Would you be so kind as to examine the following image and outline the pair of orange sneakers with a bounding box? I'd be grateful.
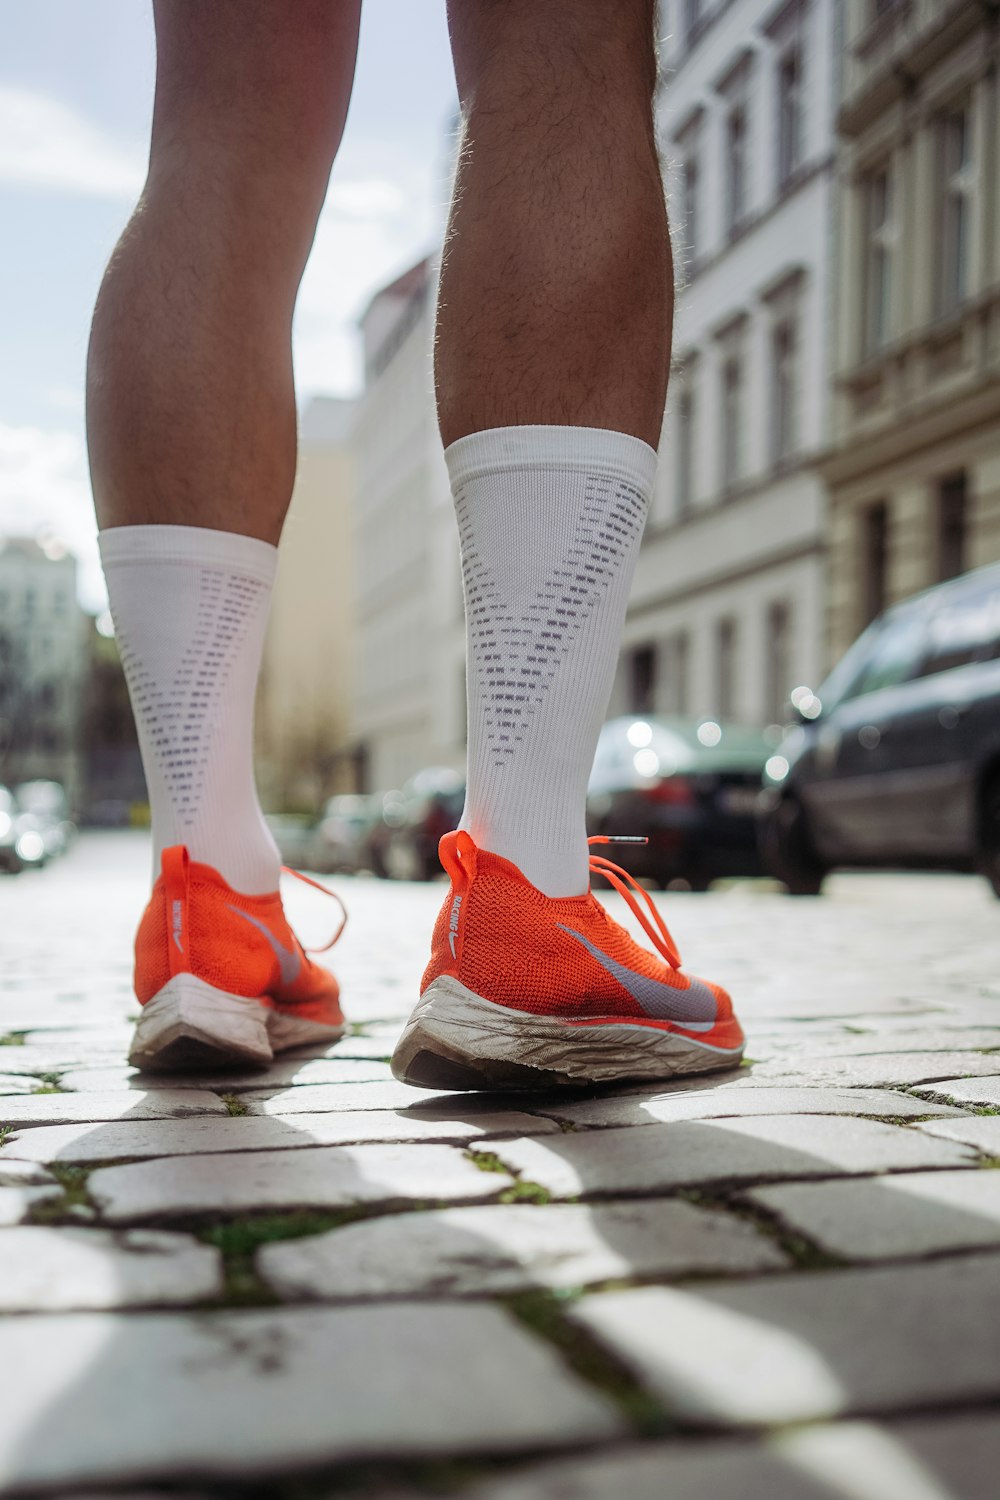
[130,833,744,1088]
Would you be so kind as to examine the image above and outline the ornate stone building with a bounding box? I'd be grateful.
[824,0,1000,659]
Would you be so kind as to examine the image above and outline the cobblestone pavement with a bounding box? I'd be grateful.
[2,831,1000,1497]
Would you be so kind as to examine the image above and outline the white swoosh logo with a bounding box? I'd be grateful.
[227,905,302,986]
[556,925,718,1031]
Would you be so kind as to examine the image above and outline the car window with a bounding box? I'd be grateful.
[920,585,1000,677]
[846,613,929,699]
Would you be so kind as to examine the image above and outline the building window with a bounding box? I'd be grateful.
[629,644,657,714]
[681,149,699,270]
[770,314,798,464]
[683,0,704,46]
[662,631,690,714]
[861,501,889,626]
[935,104,972,317]
[765,601,792,724]
[716,617,738,720]
[937,472,968,582]
[721,345,745,491]
[862,167,893,354]
[726,100,748,236]
[777,45,803,187]
[676,379,696,517]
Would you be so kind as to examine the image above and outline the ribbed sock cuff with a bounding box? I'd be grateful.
[98,524,278,586]
[444,424,658,494]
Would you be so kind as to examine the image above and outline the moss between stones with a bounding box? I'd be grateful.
[0,1032,26,1047]
[464,1147,553,1206]
[505,1288,673,1437]
[220,1092,251,1117]
[0,1125,12,1149]
[198,1209,377,1309]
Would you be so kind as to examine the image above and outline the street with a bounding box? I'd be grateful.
[2,831,1000,1496]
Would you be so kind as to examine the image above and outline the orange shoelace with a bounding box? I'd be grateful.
[587,836,682,970]
[280,866,348,954]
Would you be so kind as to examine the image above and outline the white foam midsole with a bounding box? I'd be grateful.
[130,974,344,1068]
[392,975,743,1083]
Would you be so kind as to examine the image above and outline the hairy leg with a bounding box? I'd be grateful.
[436,0,672,449]
[87,0,362,541]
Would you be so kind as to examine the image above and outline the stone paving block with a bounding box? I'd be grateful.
[533,1085,961,1130]
[489,1117,978,1199]
[0,1074,42,1094]
[258,1197,788,1302]
[0,1108,558,1165]
[917,1115,1000,1154]
[244,1080,460,1114]
[457,1416,1000,1500]
[0,1303,621,1489]
[59,1057,394,1093]
[88,1142,514,1222]
[747,1170,1000,1261]
[0,1089,227,1126]
[0,1158,56,1187]
[766,1028,1000,1058]
[0,1184,64,1224]
[912,1076,1000,1110]
[571,1252,1000,1427]
[0,1226,223,1311]
[746,1053,1000,1089]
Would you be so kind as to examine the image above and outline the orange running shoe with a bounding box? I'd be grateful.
[392,831,744,1090]
[129,845,346,1072]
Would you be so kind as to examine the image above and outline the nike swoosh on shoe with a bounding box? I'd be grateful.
[227,905,303,986]
[556,925,718,1030]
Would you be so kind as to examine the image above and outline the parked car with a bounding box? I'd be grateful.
[587,715,772,889]
[380,768,465,881]
[307,794,382,874]
[263,814,317,871]
[759,561,1000,896]
[13,780,75,863]
[0,783,49,873]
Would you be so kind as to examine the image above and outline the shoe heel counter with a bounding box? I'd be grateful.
[135,847,192,1005]
[420,832,476,992]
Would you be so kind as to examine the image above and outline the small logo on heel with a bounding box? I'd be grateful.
[171,900,184,954]
[447,894,463,958]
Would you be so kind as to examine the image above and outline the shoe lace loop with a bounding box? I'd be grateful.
[280,867,348,953]
[587,836,681,970]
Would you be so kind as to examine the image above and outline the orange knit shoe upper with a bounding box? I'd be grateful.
[134,845,344,1027]
[423,830,743,1049]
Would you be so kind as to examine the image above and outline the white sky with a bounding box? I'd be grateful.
[0,1,458,611]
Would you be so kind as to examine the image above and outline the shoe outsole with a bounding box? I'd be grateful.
[391,975,745,1092]
[129,974,345,1073]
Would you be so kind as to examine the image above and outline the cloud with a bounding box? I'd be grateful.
[294,152,446,398]
[0,86,145,200]
[0,421,103,612]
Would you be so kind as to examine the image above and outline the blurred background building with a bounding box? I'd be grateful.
[256,395,357,811]
[348,256,467,793]
[825,0,1000,656]
[0,536,86,804]
[615,0,837,731]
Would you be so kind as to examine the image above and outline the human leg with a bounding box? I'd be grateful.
[393,0,743,1089]
[88,1,361,1066]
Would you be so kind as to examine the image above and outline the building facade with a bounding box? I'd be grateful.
[348,258,467,794]
[256,396,357,811]
[612,0,838,727]
[824,0,1000,658]
[0,536,86,804]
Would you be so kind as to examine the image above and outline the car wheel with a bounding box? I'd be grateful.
[762,795,827,896]
[979,775,1000,899]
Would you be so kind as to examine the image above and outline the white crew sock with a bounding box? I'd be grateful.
[98,524,281,895]
[448,424,657,897]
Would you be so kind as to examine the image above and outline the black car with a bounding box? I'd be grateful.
[760,561,1000,896]
[587,715,772,889]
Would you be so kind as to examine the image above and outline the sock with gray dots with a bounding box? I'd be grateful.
[98,524,281,895]
[447,424,657,897]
